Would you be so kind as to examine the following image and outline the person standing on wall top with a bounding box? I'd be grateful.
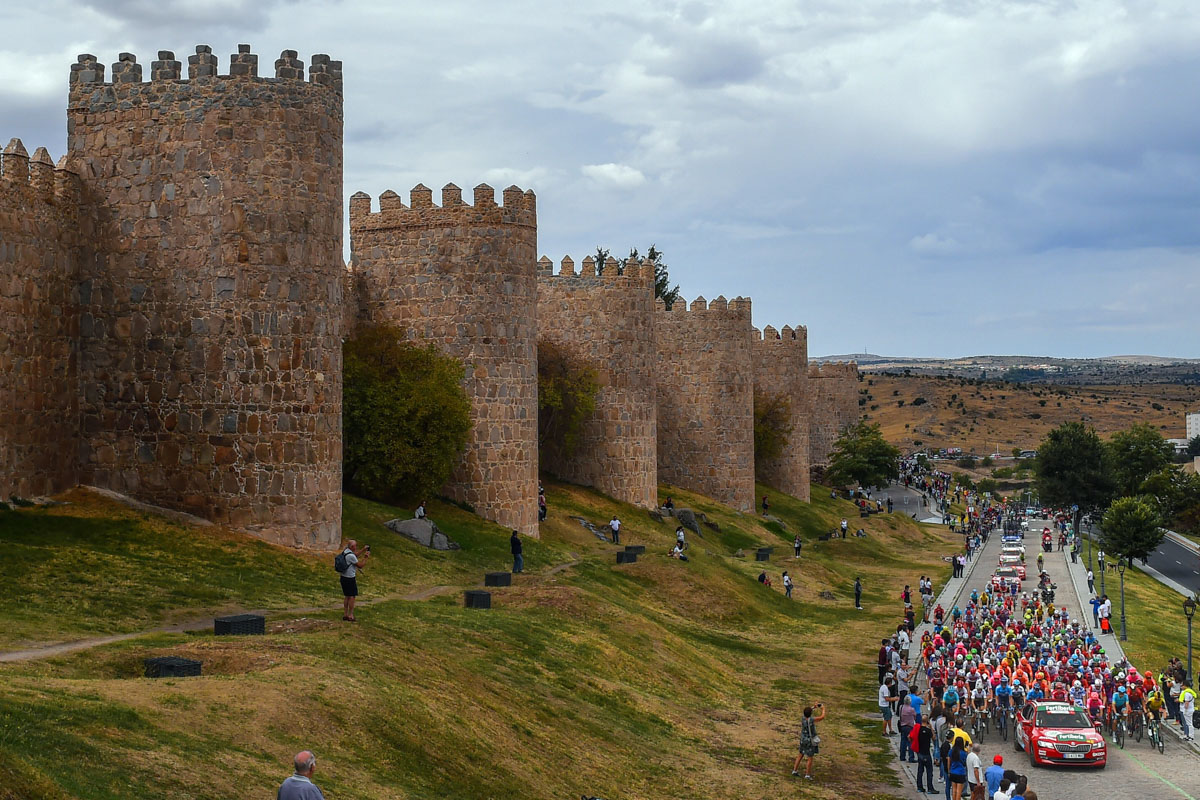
[278,751,324,800]
[510,529,523,574]
[338,540,368,622]
[609,516,621,544]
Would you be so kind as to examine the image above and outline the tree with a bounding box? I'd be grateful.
[593,246,613,275]
[1034,422,1116,514]
[1187,436,1200,458]
[824,422,900,489]
[754,390,793,477]
[537,339,600,461]
[1140,466,1200,535]
[1100,496,1164,563]
[1106,423,1174,497]
[343,326,472,503]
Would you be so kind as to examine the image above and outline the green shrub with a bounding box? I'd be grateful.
[754,390,794,473]
[342,325,472,504]
[956,456,976,469]
[538,339,600,462]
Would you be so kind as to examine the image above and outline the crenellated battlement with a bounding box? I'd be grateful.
[536,254,655,286]
[0,139,81,208]
[349,183,536,231]
[658,294,752,320]
[753,323,808,346]
[69,46,342,92]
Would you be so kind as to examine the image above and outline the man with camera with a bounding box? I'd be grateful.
[338,539,370,622]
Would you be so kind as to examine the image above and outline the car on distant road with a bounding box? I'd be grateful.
[1001,543,1026,557]
[992,566,1022,593]
[1015,701,1106,768]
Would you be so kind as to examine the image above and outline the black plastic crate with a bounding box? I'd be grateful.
[213,614,265,636]
[144,656,202,678]
[484,572,512,587]
[464,590,492,609]
[755,548,771,561]
[624,545,646,555]
[616,551,638,564]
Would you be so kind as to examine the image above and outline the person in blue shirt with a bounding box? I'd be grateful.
[1027,684,1045,701]
[909,691,925,723]
[984,755,1005,797]
[942,685,960,714]
[278,751,325,800]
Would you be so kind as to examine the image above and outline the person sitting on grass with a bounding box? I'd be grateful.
[758,570,773,588]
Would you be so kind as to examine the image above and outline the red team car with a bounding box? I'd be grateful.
[1015,701,1107,767]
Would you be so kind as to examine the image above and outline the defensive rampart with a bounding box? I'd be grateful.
[65,46,345,548]
[656,295,755,511]
[752,325,811,501]
[0,140,89,499]
[536,255,657,508]
[350,184,540,535]
[807,361,860,468]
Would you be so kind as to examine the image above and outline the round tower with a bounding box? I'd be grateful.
[67,46,344,548]
[350,183,539,535]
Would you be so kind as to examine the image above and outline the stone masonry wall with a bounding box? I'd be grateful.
[807,361,860,468]
[66,47,345,549]
[656,295,755,512]
[536,255,657,509]
[752,324,811,502]
[350,184,540,536]
[0,140,90,499]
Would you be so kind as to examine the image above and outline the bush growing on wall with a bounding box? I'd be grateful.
[754,390,793,476]
[342,325,472,503]
[537,339,599,462]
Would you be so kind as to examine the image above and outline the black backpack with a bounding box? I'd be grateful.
[334,548,350,573]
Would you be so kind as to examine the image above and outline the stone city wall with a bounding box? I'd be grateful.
[807,361,860,468]
[752,324,811,502]
[350,183,540,536]
[655,295,755,512]
[0,140,90,499]
[66,46,345,549]
[536,255,657,509]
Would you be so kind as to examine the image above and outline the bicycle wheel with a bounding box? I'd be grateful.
[1157,726,1165,754]
[998,713,1008,742]
[1116,721,1125,750]
[1133,714,1143,743]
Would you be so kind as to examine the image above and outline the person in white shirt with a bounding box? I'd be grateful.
[414,501,426,520]
[783,571,794,599]
[965,743,983,799]
[608,516,621,544]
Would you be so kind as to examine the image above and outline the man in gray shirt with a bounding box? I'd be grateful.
[278,751,325,799]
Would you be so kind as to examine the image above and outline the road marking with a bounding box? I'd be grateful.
[1177,560,1183,565]
[1123,747,1200,800]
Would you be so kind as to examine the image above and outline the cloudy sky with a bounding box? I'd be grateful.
[4,0,1200,358]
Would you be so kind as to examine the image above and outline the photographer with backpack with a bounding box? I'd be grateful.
[336,540,370,622]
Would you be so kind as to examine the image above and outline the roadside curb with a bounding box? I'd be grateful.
[1165,530,1200,558]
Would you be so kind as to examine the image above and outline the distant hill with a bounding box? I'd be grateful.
[812,353,1200,385]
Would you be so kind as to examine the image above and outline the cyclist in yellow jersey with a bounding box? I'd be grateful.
[1145,689,1165,722]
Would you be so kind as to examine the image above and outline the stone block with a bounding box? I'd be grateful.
[384,518,460,551]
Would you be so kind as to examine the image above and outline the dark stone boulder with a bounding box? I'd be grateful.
[676,508,700,536]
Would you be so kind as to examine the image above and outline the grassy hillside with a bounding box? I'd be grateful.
[0,482,957,800]
[863,373,1200,454]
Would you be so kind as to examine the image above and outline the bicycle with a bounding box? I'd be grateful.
[1146,713,1165,754]
[1110,711,1126,750]
[994,704,1008,742]
[1128,709,1144,743]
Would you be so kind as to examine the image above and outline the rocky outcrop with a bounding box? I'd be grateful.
[385,518,460,551]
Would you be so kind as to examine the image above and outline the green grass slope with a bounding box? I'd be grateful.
[0,481,956,800]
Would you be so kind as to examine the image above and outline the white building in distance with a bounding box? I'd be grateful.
[1189,411,1200,441]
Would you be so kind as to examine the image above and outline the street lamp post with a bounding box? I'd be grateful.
[1185,596,1197,685]
[1117,558,1127,642]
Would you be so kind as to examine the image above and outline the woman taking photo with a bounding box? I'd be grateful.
[792,702,826,780]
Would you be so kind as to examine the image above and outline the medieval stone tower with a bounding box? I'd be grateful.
[536,255,658,509]
[655,296,755,512]
[0,141,89,500]
[54,46,345,548]
[349,184,540,535]
[752,324,811,502]
[806,361,861,469]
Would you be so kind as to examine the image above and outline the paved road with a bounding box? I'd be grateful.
[941,523,1200,798]
[1080,520,1200,598]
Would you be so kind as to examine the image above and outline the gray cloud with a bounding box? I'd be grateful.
[4,0,1200,357]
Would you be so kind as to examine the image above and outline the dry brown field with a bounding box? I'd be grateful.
[862,373,1200,454]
